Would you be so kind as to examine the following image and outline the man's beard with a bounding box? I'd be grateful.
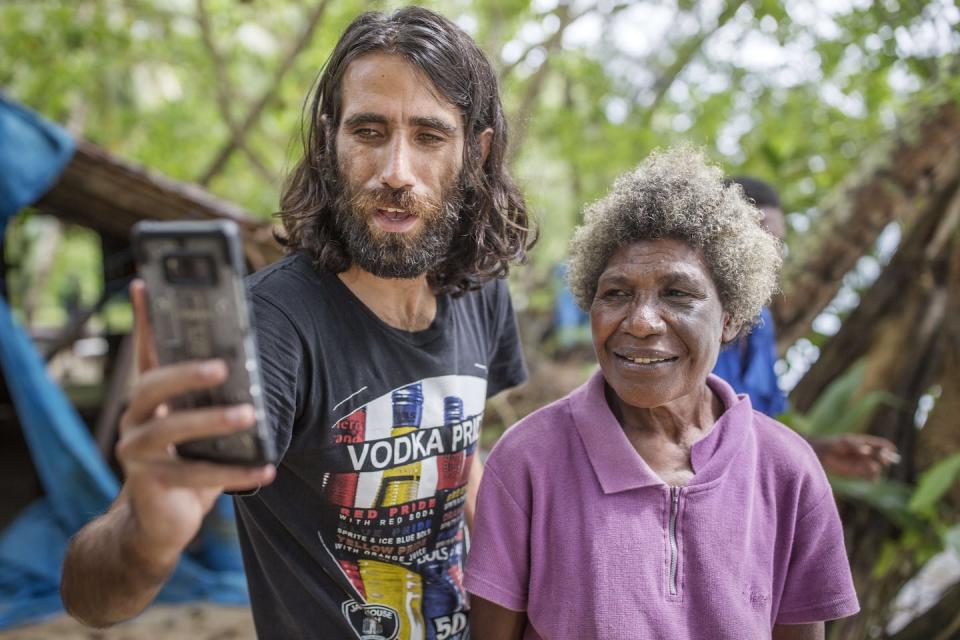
[332,167,464,280]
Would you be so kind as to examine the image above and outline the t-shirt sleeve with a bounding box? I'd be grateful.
[485,279,527,398]
[775,489,860,624]
[251,292,305,461]
[464,464,530,612]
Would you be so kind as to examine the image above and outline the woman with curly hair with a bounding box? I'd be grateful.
[465,147,859,640]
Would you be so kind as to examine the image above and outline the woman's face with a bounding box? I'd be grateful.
[590,238,739,412]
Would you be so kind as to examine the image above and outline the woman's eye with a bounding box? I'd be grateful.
[601,289,629,299]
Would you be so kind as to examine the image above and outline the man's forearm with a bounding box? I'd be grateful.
[61,493,178,628]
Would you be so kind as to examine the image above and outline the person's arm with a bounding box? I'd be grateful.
[464,455,483,531]
[470,595,527,640]
[60,281,274,627]
[772,622,824,640]
[807,433,899,480]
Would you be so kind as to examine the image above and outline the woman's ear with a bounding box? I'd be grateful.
[721,313,741,343]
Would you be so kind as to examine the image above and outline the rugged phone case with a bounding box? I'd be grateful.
[131,220,276,466]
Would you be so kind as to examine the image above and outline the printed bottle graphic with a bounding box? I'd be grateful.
[424,396,467,639]
[435,397,465,490]
[359,383,425,640]
[375,384,424,504]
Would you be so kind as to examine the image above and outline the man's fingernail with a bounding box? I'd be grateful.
[226,405,253,424]
[202,360,226,377]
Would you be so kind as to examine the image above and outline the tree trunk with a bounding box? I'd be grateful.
[913,234,960,507]
[790,174,960,412]
[775,101,960,352]
[788,146,960,640]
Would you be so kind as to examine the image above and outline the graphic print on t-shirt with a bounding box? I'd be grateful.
[317,374,485,640]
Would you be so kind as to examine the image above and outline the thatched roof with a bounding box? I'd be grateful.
[37,140,283,269]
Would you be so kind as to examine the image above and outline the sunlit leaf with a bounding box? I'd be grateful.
[908,453,960,516]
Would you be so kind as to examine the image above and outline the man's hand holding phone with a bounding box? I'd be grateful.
[115,280,275,571]
[62,222,278,628]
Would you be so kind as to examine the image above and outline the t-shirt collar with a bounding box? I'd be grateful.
[570,368,753,494]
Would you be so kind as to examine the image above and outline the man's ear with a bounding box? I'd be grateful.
[478,127,493,165]
[721,313,741,344]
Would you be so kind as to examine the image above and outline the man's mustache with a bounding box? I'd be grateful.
[349,187,441,216]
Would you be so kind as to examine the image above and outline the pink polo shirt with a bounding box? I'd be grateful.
[464,371,859,639]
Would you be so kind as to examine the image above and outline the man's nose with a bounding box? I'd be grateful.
[379,137,416,191]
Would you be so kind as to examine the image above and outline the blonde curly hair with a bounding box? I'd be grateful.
[567,145,781,332]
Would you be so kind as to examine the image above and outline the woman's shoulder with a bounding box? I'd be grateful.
[486,393,577,470]
[749,411,831,499]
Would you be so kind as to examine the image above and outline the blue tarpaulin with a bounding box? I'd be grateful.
[0,96,247,629]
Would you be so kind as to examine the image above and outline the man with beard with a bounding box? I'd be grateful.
[60,8,533,640]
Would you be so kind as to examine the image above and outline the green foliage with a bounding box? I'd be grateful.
[830,476,920,530]
[779,360,898,436]
[0,0,954,347]
[908,453,960,516]
[780,361,959,586]
[830,452,959,582]
[2,0,956,317]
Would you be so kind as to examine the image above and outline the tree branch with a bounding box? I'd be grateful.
[507,3,578,159]
[195,0,276,185]
[637,0,747,126]
[198,0,332,186]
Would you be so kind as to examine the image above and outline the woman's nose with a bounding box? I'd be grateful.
[623,298,667,336]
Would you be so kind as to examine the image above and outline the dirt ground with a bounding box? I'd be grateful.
[0,605,256,640]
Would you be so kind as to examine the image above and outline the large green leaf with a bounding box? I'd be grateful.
[793,360,898,437]
[831,476,919,530]
[908,453,960,516]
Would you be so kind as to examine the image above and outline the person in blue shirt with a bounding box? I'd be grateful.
[713,177,787,416]
[716,177,898,480]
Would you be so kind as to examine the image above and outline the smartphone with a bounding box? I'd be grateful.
[131,220,276,466]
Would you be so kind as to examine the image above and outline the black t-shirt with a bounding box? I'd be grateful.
[235,252,526,640]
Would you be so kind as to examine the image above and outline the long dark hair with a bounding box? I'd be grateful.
[277,6,534,295]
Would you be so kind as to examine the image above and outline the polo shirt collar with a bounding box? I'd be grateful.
[570,369,754,494]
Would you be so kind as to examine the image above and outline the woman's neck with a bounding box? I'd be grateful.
[606,382,724,487]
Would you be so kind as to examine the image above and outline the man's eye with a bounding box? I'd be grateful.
[355,128,381,139]
[665,289,690,298]
[418,133,444,144]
